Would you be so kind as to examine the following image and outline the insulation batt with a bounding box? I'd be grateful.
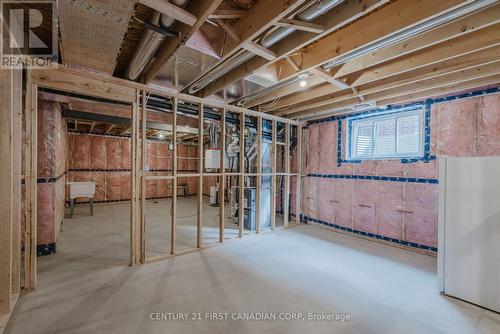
[296,92,500,250]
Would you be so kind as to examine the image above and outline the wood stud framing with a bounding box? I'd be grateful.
[13,67,303,298]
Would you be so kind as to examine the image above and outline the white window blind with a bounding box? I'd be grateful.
[348,108,423,160]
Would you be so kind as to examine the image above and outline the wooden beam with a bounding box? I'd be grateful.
[197,0,387,98]
[214,19,240,42]
[0,69,13,314]
[171,97,178,254]
[334,3,500,78]
[284,123,290,227]
[239,112,245,238]
[197,103,203,248]
[209,9,248,19]
[295,126,302,224]
[219,108,226,242]
[349,23,500,87]
[139,0,197,26]
[271,120,276,230]
[242,41,277,61]
[140,0,224,84]
[140,91,147,263]
[255,116,262,234]
[277,0,468,81]
[276,18,326,34]
[31,68,136,103]
[310,67,350,89]
[105,124,115,134]
[89,122,96,132]
[276,37,500,116]
[189,0,309,95]
[285,56,301,72]
[290,70,500,119]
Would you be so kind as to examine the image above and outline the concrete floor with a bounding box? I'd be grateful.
[5,198,500,334]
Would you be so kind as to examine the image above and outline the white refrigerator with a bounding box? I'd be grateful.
[438,156,500,313]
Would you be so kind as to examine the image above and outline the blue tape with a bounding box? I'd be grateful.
[306,173,438,184]
[302,215,437,252]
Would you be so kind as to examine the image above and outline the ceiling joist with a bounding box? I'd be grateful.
[139,0,197,26]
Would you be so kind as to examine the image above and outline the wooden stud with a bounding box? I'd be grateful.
[130,91,138,265]
[0,69,13,313]
[219,108,226,242]
[296,126,302,223]
[209,9,248,19]
[139,0,197,26]
[214,19,240,42]
[276,18,326,34]
[242,41,276,61]
[284,124,290,227]
[239,112,245,237]
[26,82,38,289]
[197,103,204,248]
[11,69,22,296]
[255,116,262,234]
[171,97,178,254]
[140,91,147,263]
[271,120,277,230]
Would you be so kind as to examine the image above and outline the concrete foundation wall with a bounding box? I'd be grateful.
[301,92,500,250]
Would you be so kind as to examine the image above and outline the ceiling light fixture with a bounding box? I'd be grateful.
[300,80,307,88]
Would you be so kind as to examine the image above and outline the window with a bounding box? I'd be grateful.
[348,108,423,160]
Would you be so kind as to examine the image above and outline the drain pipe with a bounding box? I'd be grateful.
[126,0,189,81]
[186,0,344,95]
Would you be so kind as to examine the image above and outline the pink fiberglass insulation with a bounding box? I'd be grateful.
[188,146,198,171]
[177,144,188,170]
[352,180,377,234]
[405,183,438,247]
[317,178,335,223]
[120,172,131,200]
[307,124,319,173]
[437,98,477,156]
[289,176,296,216]
[405,160,437,179]
[121,138,131,169]
[91,136,107,169]
[318,122,336,173]
[354,160,378,176]
[37,183,55,245]
[305,177,317,218]
[334,179,353,228]
[71,134,91,169]
[376,181,404,240]
[53,178,66,240]
[187,177,198,195]
[147,142,158,171]
[157,142,170,170]
[106,172,121,201]
[377,160,404,177]
[157,179,170,198]
[38,100,57,178]
[302,128,309,173]
[147,179,157,198]
[478,94,500,155]
[90,172,106,201]
[106,137,121,170]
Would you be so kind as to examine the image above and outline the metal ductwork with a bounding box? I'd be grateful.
[126,0,189,81]
[186,0,344,95]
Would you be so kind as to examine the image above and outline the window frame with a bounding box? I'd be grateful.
[347,107,424,161]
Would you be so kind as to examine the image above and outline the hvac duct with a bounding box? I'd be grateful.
[187,0,344,94]
[126,0,189,81]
